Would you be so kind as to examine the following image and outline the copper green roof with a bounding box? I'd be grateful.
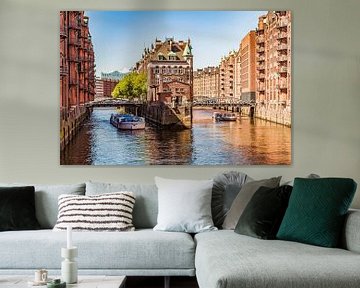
[183,43,192,57]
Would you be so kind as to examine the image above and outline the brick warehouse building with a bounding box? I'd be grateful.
[134,37,193,129]
[190,12,291,126]
[135,37,193,106]
[193,31,257,104]
[219,51,236,101]
[95,78,118,99]
[193,66,220,101]
[60,11,95,150]
[255,11,291,126]
[239,31,257,102]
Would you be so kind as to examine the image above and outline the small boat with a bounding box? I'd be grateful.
[212,112,223,121]
[110,114,146,130]
[213,112,237,121]
[221,113,237,121]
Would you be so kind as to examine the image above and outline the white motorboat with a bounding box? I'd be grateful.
[213,112,237,121]
[221,113,237,121]
[110,114,146,130]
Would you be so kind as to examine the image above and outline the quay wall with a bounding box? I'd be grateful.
[60,107,92,151]
[127,103,191,130]
[255,106,291,127]
[210,104,290,126]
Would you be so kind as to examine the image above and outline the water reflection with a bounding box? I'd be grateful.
[60,107,291,165]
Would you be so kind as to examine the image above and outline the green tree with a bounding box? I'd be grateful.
[112,72,147,101]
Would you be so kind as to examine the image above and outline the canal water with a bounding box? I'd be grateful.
[60,107,291,165]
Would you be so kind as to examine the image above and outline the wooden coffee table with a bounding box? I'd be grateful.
[0,275,126,288]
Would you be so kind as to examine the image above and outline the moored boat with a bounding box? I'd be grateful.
[110,114,146,130]
[221,113,237,121]
[212,112,223,121]
[213,112,237,121]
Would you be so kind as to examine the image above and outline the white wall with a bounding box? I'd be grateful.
[0,0,359,208]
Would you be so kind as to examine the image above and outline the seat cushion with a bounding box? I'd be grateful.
[0,229,195,271]
[195,230,360,288]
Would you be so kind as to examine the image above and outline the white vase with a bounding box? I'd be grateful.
[61,247,78,284]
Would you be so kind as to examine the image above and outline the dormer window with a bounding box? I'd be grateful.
[158,53,166,61]
[168,51,177,61]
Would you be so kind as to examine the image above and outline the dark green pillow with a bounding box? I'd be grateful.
[277,178,357,247]
[235,185,292,239]
[0,186,41,231]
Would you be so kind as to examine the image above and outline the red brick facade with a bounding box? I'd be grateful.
[192,11,291,126]
[193,67,220,101]
[255,11,291,126]
[60,11,95,121]
[60,11,95,149]
[135,38,193,105]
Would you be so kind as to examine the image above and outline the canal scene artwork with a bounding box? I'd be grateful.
[60,11,292,165]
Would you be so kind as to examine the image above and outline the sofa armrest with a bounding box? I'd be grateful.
[342,209,360,253]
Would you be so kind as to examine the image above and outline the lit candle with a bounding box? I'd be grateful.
[67,225,72,249]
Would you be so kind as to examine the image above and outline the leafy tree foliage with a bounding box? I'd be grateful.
[112,72,147,101]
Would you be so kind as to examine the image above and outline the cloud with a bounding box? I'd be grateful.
[120,67,130,73]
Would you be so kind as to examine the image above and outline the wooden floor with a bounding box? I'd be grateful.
[126,276,199,288]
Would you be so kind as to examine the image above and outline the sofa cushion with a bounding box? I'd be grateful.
[212,171,251,228]
[282,173,320,186]
[86,182,158,229]
[53,192,136,232]
[154,177,216,233]
[195,230,360,288]
[342,209,360,253]
[222,177,281,229]
[277,178,357,247]
[0,183,86,229]
[234,185,292,239]
[0,229,195,271]
[0,186,40,231]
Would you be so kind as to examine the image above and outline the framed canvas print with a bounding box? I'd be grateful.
[60,11,292,165]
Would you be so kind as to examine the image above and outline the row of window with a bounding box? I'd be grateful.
[161,87,186,93]
[158,55,178,61]
[154,77,187,84]
[153,67,189,75]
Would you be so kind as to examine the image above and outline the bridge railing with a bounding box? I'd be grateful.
[193,100,256,106]
[87,99,145,107]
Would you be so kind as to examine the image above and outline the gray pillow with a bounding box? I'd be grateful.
[283,173,320,186]
[222,177,281,230]
[86,181,158,229]
[0,183,85,228]
[212,171,252,228]
[153,177,217,233]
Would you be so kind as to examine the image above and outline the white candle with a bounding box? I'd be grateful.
[67,225,72,249]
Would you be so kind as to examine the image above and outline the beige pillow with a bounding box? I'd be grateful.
[222,177,281,230]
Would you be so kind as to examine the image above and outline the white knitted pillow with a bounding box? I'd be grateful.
[53,192,135,231]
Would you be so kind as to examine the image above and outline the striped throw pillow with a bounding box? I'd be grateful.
[53,192,136,231]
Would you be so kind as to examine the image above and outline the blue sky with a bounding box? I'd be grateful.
[85,11,266,76]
